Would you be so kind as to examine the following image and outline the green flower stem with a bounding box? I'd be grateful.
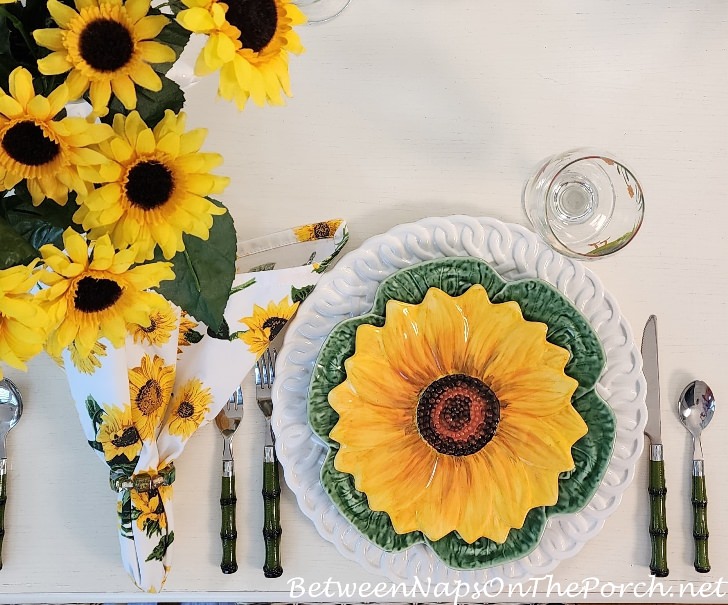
[0,8,37,59]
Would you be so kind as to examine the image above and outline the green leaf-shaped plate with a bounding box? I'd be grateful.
[308,256,615,569]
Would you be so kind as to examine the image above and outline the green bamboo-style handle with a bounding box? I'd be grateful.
[648,456,669,577]
[692,465,710,573]
[262,446,282,578]
[0,465,6,571]
[220,473,238,574]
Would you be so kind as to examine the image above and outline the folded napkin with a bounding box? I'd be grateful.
[62,219,348,591]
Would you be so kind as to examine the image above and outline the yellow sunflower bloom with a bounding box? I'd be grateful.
[128,353,175,441]
[38,228,174,359]
[0,261,48,378]
[96,403,142,461]
[176,0,305,109]
[131,294,177,346]
[34,0,177,116]
[73,110,229,262]
[177,311,199,354]
[293,219,342,242]
[70,340,108,373]
[328,285,587,545]
[0,67,112,206]
[131,484,171,530]
[238,296,298,356]
[166,378,212,439]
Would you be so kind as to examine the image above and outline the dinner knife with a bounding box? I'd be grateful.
[641,315,668,577]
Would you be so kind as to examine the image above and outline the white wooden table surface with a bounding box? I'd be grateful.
[2,1,728,601]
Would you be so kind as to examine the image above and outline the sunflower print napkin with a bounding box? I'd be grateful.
[62,219,348,592]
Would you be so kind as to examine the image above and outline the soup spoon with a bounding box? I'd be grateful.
[678,380,714,573]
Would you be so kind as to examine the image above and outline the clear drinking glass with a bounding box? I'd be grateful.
[523,148,645,259]
[293,0,352,23]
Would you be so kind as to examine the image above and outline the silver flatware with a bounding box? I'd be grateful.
[214,385,244,574]
[641,315,668,577]
[0,378,22,571]
[679,380,715,573]
[255,348,282,578]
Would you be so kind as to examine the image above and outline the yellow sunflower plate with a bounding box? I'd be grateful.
[308,256,615,569]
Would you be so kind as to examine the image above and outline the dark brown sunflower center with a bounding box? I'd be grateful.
[177,401,194,418]
[125,160,174,210]
[137,379,163,415]
[79,18,134,72]
[141,317,158,333]
[112,426,140,448]
[262,316,286,341]
[2,120,60,166]
[74,276,123,313]
[416,374,500,456]
[313,222,332,239]
[226,0,278,53]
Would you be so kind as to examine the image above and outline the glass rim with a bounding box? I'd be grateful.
[533,148,645,260]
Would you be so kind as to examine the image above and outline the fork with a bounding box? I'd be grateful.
[255,348,283,578]
[214,384,244,574]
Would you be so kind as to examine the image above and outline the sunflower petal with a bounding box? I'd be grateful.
[111,76,137,110]
[137,40,177,64]
[0,92,24,119]
[125,0,151,22]
[176,7,215,32]
[33,27,66,51]
[9,67,35,106]
[47,0,80,28]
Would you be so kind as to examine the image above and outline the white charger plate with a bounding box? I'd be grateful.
[272,215,647,584]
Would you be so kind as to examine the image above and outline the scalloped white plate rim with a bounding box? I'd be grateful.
[272,215,647,585]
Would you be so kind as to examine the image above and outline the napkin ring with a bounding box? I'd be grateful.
[110,464,176,493]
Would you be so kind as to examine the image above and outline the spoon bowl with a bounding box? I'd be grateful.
[0,379,23,444]
[678,379,714,574]
[0,378,23,570]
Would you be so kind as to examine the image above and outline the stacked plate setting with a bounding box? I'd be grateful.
[273,216,647,584]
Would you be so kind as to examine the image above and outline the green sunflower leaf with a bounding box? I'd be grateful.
[0,186,82,260]
[119,490,134,539]
[85,395,104,435]
[146,531,174,562]
[87,440,104,453]
[145,519,163,538]
[104,74,185,128]
[152,198,236,332]
[182,328,204,344]
[152,16,192,76]
[0,215,39,270]
[207,316,230,340]
[291,284,314,304]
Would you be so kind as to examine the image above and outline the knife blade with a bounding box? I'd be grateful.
[641,315,668,577]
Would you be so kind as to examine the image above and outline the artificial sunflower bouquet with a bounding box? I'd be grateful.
[0,0,319,591]
[0,0,308,374]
